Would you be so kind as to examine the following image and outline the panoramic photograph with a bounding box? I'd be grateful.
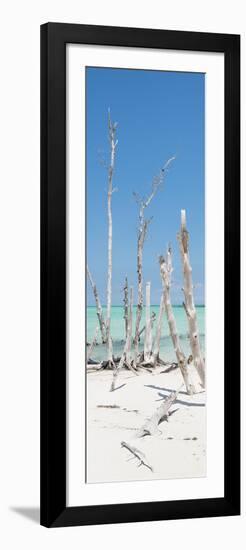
[86,66,205,483]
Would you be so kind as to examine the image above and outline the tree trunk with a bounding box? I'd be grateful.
[153,293,165,365]
[178,210,205,387]
[144,282,152,363]
[118,286,134,370]
[110,287,135,391]
[123,277,129,340]
[106,111,117,364]
[87,327,99,362]
[138,311,156,339]
[126,287,133,365]
[133,157,175,353]
[134,217,148,361]
[159,252,195,395]
[137,389,179,437]
[87,265,106,343]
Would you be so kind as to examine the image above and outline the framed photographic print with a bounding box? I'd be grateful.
[41,23,240,527]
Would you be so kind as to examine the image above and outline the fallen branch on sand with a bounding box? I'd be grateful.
[121,441,153,471]
[120,388,181,473]
[136,387,180,438]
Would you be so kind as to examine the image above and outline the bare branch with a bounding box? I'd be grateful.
[121,441,153,471]
[134,157,175,350]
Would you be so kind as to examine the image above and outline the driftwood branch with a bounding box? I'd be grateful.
[137,388,180,438]
[121,441,153,471]
[178,210,205,387]
[87,265,106,343]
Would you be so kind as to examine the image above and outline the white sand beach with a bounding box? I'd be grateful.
[86,365,206,484]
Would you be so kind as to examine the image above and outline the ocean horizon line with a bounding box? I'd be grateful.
[87,304,205,308]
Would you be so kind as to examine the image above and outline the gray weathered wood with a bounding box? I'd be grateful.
[137,388,180,438]
[121,441,153,471]
[110,287,136,391]
[87,265,106,343]
[106,110,118,363]
[123,277,129,340]
[178,210,205,387]
[159,251,195,394]
[133,157,175,357]
[87,327,99,362]
[144,282,152,363]
[138,311,156,340]
[153,293,165,366]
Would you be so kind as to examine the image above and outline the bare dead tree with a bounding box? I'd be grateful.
[106,110,118,365]
[159,251,195,395]
[153,293,165,366]
[143,282,153,363]
[87,327,99,363]
[134,218,150,363]
[133,157,175,361]
[178,209,205,387]
[126,287,134,366]
[118,286,134,371]
[138,311,156,339]
[123,277,129,340]
[87,265,107,343]
[110,287,136,391]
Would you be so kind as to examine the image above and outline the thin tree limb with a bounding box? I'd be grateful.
[121,441,153,471]
[134,157,175,351]
[138,312,156,339]
[87,265,107,343]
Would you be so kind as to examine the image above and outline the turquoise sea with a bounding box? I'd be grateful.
[87,305,205,363]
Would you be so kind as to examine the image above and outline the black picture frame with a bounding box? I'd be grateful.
[41,22,240,528]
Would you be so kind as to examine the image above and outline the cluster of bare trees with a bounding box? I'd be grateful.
[87,112,205,394]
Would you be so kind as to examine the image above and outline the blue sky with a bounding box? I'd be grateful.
[86,67,205,305]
